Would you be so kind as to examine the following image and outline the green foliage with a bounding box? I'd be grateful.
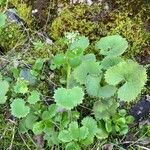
[10,98,30,118]
[33,121,45,135]
[0,33,148,149]
[85,75,117,98]
[95,35,128,57]
[104,109,134,135]
[14,79,28,94]
[105,60,147,101]
[54,87,84,110]
[93,99,119,120]
[107,11,150,56]
[73,61,101,84]
[28,90,40,104]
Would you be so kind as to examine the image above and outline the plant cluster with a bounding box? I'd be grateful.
[0,33,147,149]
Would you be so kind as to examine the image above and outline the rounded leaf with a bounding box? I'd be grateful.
[81,117,98,136]
[69,36,89,51]
[105,60,147,101]
[58,130,72,143]
[28,90,40,104]
[101,57,124,70]
[73,61,101,84]
[95,35,128,57]
[54,87,84,110]
[69,122,79,141]
[10,99,30,118]
[66,142,81,150]
[33,121,44,135]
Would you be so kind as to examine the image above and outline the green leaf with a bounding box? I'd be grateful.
[52,53,66,67]
[28,90,40,104]
[96,122,108,139]
[96,128,108,139]
[69,36,89,51]
[105,120,113,133]
[85,75,101,97]
[69,56,82,68]
[101,57,124,70]
[93,100,119,120]
[81,135,94,146]
[19,119,28,133]
[32,59,44,71]
[33,121,45,135]
[95,35,128,57]
[119,125,129,135]
[105,60,147,101]
[42,104,58,120]
[0,79,9,104]
[66,142,81,150]
[25,113,38,130]
[14,79,28,94]
[126,116,134,124]
[119,109,127,117]
[82,117,98,136]
[116,118,126,126]
[85,76,116,98]
[98,85,117,98]
[10,99,30,118]
[79,126,89,140]
[73,61,101,84]
[68,122,79,141]
[0,13,7,27]
[54,87,84,110]
[82,53,96,62]
[58,130,72,143]
[11,67,20,78]
[48,104,58,118]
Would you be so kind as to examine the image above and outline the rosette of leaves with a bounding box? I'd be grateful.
[0,74,9,104]
[93,99,119,120]
[105,60,147,101]
[95,35,128,57]
[58,117,98,148]
[103,109,134,135]
[54,86,84,110]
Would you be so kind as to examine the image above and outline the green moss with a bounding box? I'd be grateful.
[9,0,33,26]
[0,23,26,53]
[50,2,149,57]
[106,12,150,57]
[50,4,107,41]
[22,40,52,64]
